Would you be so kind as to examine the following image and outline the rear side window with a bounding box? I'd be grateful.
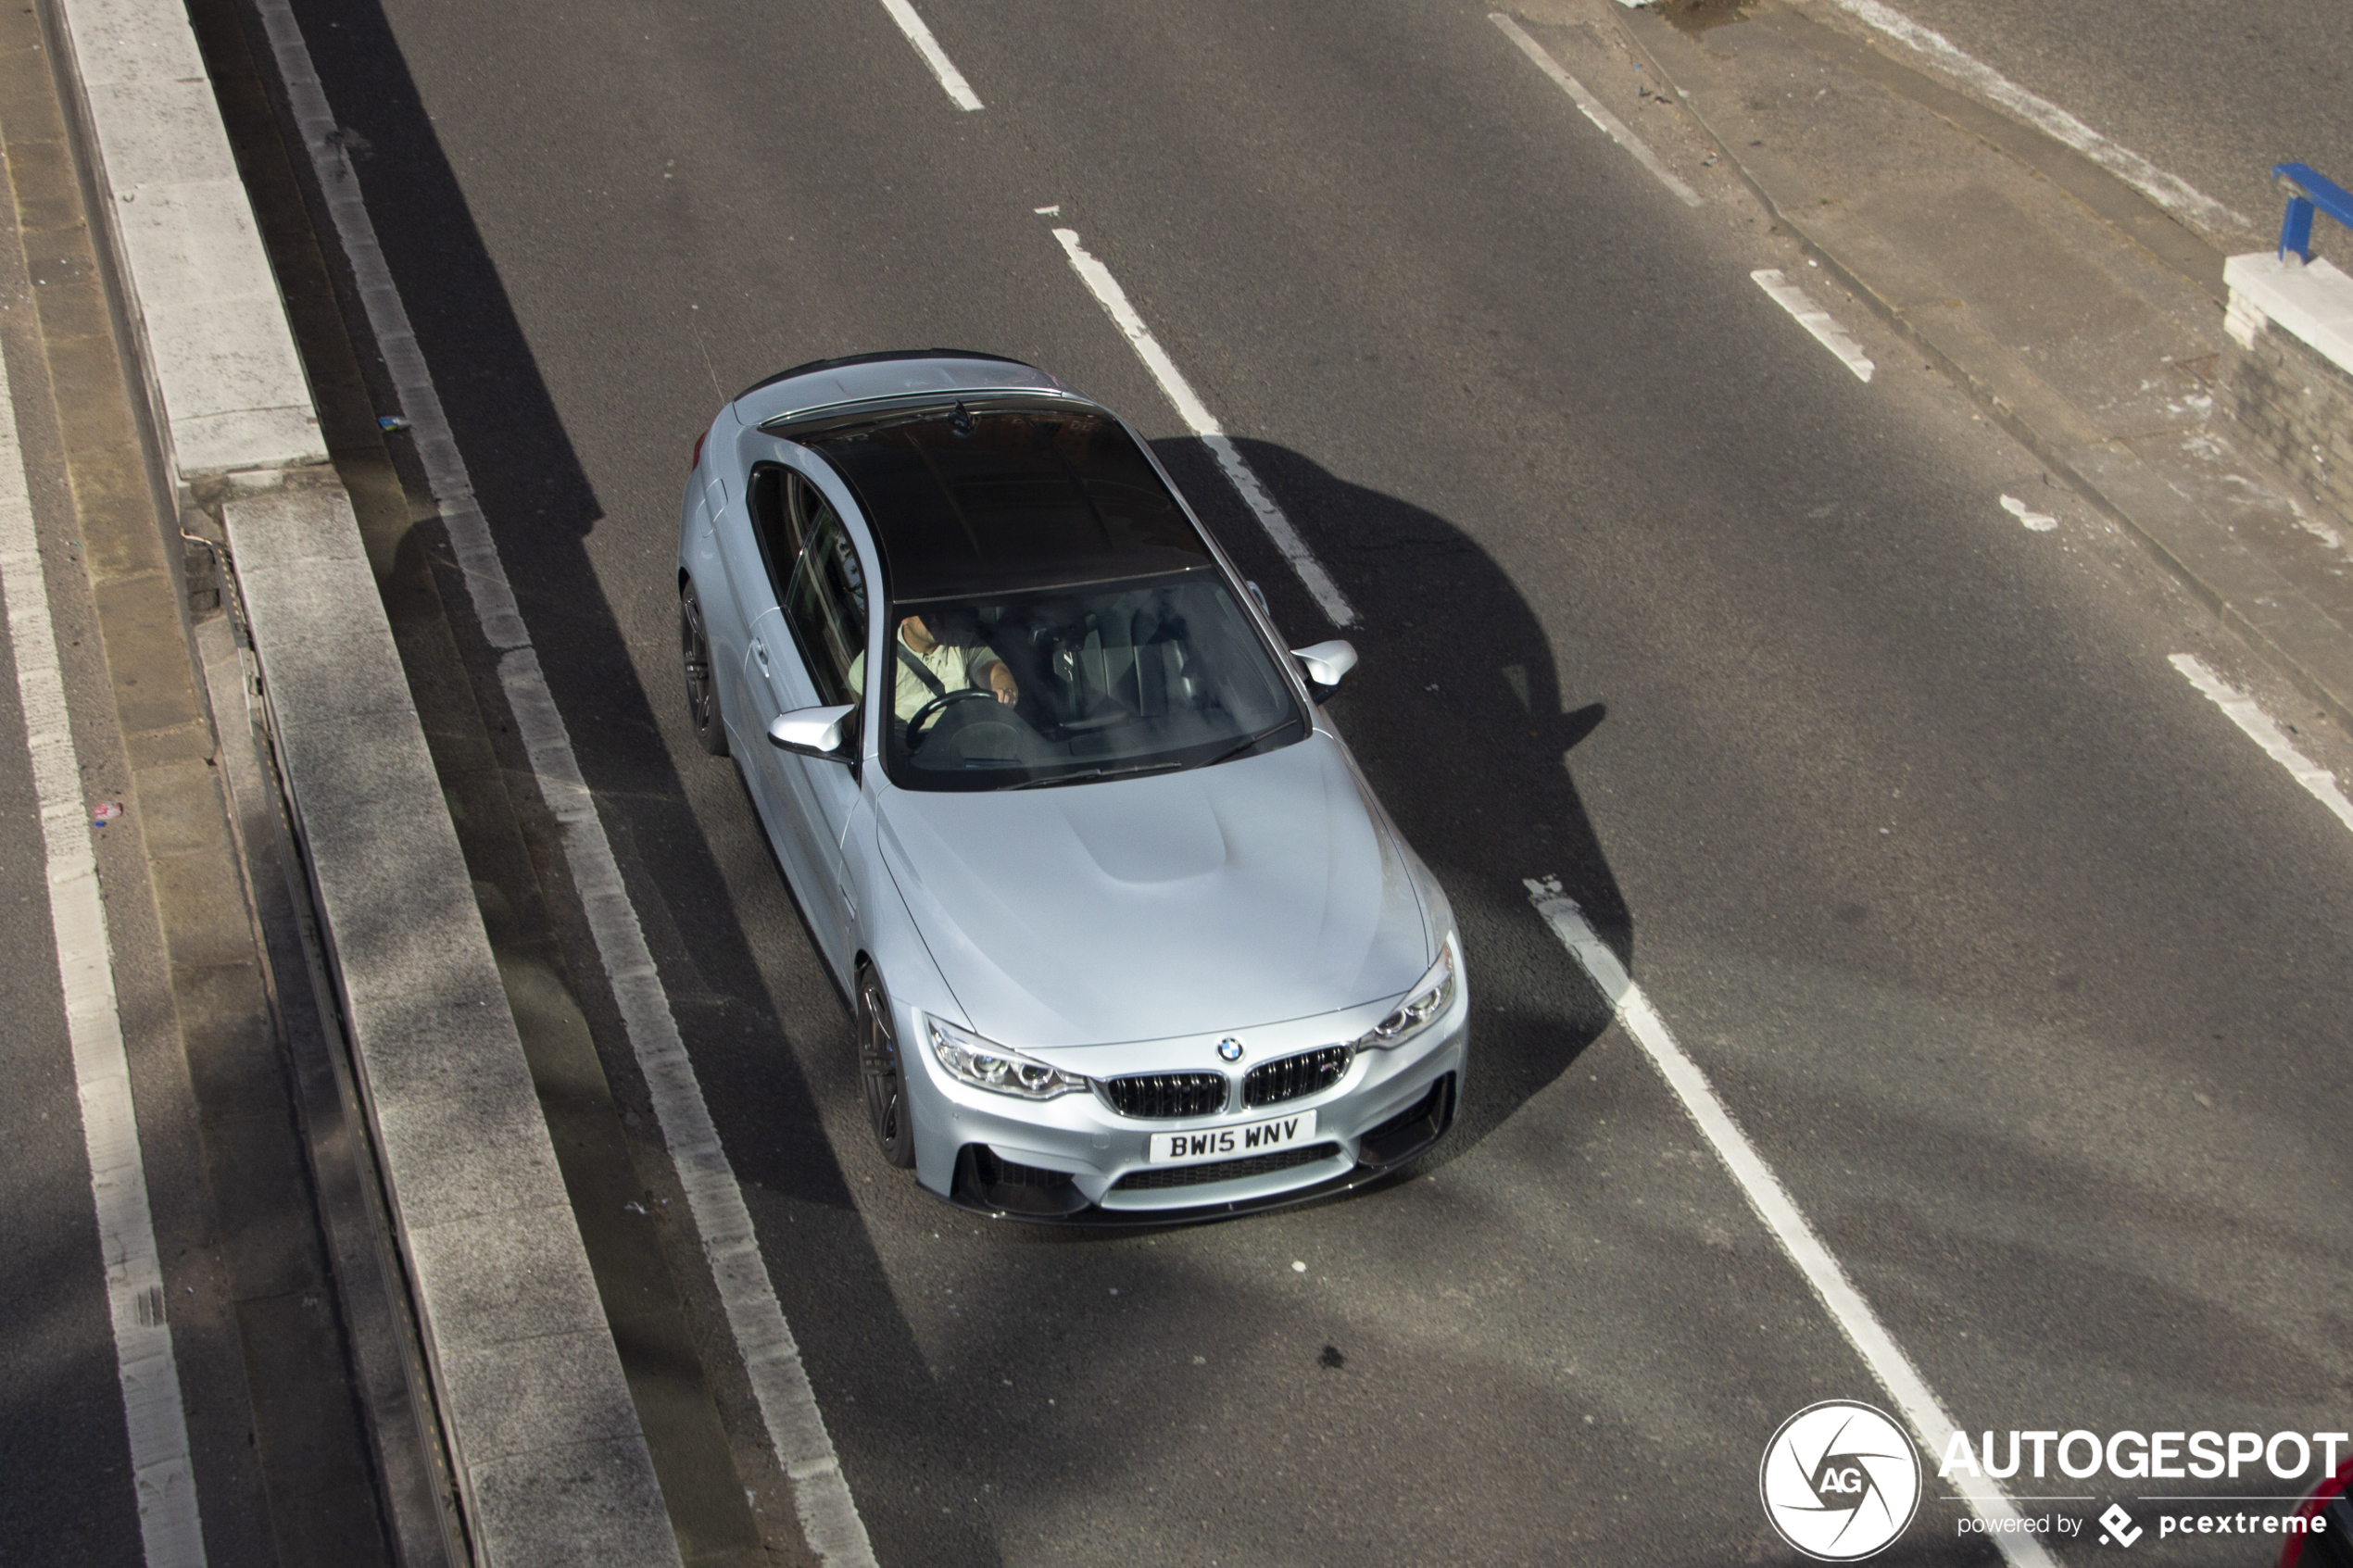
[747,463,808,605]
[783,499,868,709]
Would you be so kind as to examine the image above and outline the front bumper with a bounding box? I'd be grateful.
[917,1003,1468,1225]
[950,1072,1456,1224]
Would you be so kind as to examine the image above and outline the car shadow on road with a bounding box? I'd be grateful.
[246,20,1629,1559]
[1153,436,1630,1162]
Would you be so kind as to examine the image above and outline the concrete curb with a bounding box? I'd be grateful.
[1617,3,2353,735]
[43,0,321,479]
[43,0,682,1562]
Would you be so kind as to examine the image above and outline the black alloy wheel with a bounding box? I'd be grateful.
[680,580,726,756]
[858,964,916,1167]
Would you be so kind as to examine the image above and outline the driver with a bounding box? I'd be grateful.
[849,613,1018,722]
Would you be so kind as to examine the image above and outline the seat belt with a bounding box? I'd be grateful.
[895,639,948,698]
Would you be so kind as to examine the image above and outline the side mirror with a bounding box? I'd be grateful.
[769,703,857,763]
[1290,639,1357,700]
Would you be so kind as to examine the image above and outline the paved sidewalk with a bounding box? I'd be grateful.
[1531,0,2353,732]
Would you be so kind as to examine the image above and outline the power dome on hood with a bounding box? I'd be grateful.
[875,735,1432,1048]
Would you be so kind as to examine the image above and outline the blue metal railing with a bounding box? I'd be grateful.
[2274,162,2353,261]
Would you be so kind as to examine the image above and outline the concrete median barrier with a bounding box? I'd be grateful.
[41,0,681,1560]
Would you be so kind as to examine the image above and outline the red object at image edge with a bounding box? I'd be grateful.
[2282,1456,2353,1568]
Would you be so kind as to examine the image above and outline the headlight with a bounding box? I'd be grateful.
[1355,936,1457,1051]
[924,1014,1088,1100]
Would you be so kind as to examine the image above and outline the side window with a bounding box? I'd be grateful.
[747,463,806,604]
[782,479,867,709]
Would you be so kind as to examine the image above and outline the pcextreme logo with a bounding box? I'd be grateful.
[1760,1401,1923,1562]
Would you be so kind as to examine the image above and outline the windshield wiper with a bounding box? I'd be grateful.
[1001,716,1303,789]
[1001,759,1185,790]
[1205,715,1303,768]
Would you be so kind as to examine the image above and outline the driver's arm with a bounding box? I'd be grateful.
[961,645,1018,705]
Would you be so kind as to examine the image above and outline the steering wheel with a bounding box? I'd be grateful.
[906,686,1000,749]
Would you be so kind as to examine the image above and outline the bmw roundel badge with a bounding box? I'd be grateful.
[1216,1037,1245,1062]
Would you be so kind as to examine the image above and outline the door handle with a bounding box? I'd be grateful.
[752,638,771,672]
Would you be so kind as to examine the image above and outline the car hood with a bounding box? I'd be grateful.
[875,734,1430,1049]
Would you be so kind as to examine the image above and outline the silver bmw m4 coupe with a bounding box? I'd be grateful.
[677,350,1466,1221]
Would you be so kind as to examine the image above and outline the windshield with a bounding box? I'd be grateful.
[857,572,1305,791]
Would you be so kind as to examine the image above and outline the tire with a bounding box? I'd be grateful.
[857,964,917,1168]
[680,579,727,757]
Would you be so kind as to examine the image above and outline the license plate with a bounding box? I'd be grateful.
[1147,1110,1318,1166]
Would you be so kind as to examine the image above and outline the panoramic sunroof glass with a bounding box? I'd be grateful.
[804,403,1213,600]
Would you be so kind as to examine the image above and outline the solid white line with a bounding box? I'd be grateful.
[251,6,878,1564]
[1817,0,2246,234]
[1490,13,1702,208]
[1524,877,2056,1568]
[876,0,983,112]
[2170,655,2353,835]
[1751,269,1875,383]
[0,302,205,1562]
[1050,227,1359,628]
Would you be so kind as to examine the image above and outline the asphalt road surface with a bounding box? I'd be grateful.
[0,582,146,1564]
[277,0,2353,1561]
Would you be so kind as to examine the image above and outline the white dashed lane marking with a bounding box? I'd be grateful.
[877,0,983,112]
[1526,878,2057,1568]
[1751,269,1876,383]
[1490,13,1703,207]
[1050,224,1359,628]
[2171,655,2353,837]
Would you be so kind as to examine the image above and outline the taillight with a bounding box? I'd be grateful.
[690,429,707,470]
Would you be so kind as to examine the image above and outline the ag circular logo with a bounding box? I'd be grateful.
[1758,1400,1921,1561]
[1216,1037,1245,1062]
